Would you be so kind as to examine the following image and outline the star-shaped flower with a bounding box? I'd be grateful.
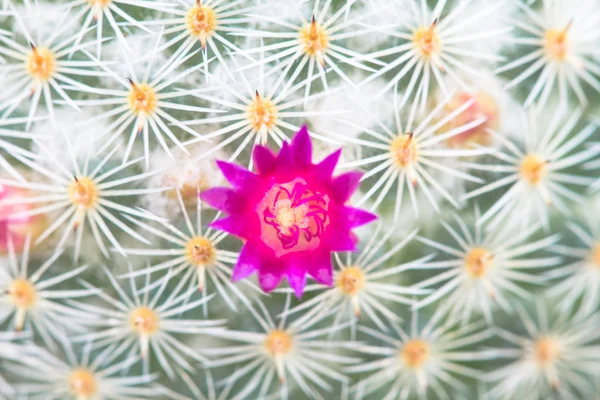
[201,125,377,297]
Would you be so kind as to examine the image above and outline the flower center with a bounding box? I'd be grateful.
[413,21,440,58]
[440,91,499,148]
[401,339,430,369]
[259,178,330,257]
[247,91,278,133]
[128,80,158,116]
[544,22,571,62]
[186,1,217,48]
[265,330,293,356]
[299,16,328,66]
[68,177,99,209]
[69,369,98,399]
[520,154,547,186]
[590,243,600,269]
[87,0,111,7]
[534,337,560,366]
[337,267,365,296]
[7,279,37,309]
[390,133,418,168]
[185,237,216,267]
[464,247,493,279]
[129,307,159,336]
[27,46,56,82]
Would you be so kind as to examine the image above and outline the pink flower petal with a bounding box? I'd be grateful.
[200,188,248,213]
[290,124,312,168]
[306,251,334,286]
[330,171,363,203]
[285,266,307,298]
[324,231,358,252]
[345,206,378,228]
[275,142,295,179]
[216,160,259,189]
[210,215,258,238]
[316,148,341,177]
[232,242,261,281]
[258,265,284,293]
[253,145,277,175]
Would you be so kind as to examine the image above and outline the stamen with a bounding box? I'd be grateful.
[259,178,330,257]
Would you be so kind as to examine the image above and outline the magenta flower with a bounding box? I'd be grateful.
[201,125,377,298]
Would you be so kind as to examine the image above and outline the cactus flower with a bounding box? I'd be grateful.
[201,125,377,297]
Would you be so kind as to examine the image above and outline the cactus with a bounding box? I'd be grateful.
[1,0,600,399]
